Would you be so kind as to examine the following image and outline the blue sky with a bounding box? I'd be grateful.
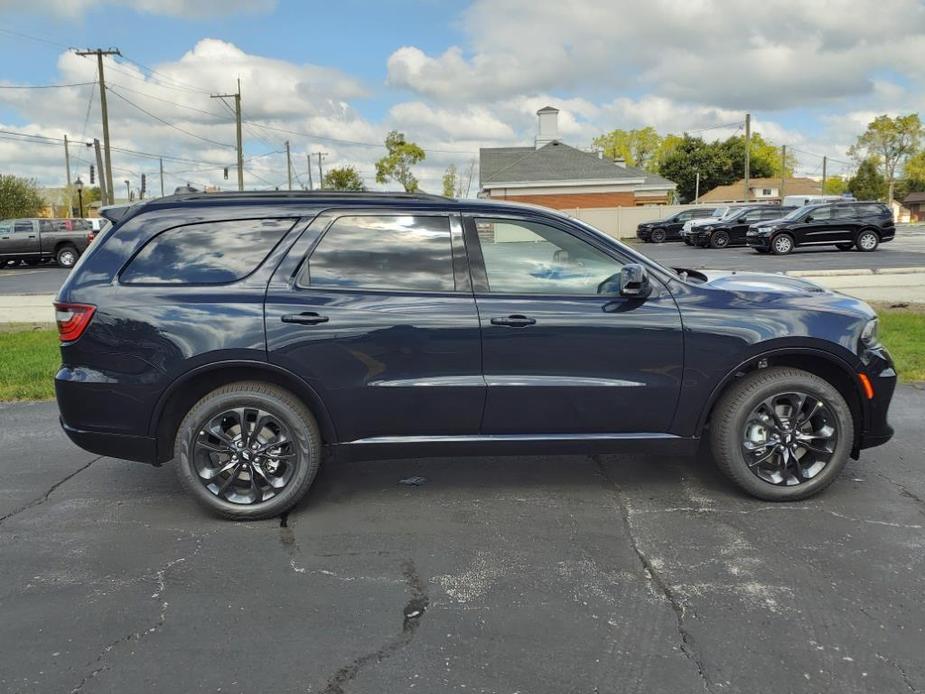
[1,0,923,191]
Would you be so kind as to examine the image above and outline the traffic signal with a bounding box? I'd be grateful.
[89,165,95,184]
[223,167,228,180]
[141,174,146,194]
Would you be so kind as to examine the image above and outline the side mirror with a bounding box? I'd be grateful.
[619,263,651,298]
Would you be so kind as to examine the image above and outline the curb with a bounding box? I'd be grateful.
[787,267,925,278]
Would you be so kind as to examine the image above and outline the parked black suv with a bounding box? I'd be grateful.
[636,208,716,243]
[55,192,896,519]
[690,206,796,248]
[747,202,894,255]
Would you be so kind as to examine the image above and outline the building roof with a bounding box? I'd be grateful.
[903,191,925,204]
[479,141,675,189]
[698,177,822,203]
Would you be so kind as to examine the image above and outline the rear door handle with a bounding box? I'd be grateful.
[490,314,536,328]
[281,312,329,325]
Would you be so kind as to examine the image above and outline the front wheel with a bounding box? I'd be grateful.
[710,367,854,501]
[709,230,730,249]
[174,381,322,520]
[770,233,794,255]
[650,228,667,243]
[856,230,880,252]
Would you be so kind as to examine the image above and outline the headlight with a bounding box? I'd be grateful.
[703,226,714,231]
[860,318,880,348]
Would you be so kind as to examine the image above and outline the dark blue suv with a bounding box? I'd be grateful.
[55,192,896,519]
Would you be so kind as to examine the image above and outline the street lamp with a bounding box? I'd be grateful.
[75,177,85,218]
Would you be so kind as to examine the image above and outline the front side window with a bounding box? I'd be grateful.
[303,215,454,292]
[122,218,294,284]
[475,218,623,295]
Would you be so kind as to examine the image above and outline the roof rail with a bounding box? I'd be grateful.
[161,190,453,203]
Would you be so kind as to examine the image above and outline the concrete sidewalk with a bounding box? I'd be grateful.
[1,267,924,324]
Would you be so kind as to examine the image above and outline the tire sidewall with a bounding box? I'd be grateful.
[712,370,854,501]
[651,228,666,243]
[710,231,729,249]
[57,246,77,268]
[174,387,317,519]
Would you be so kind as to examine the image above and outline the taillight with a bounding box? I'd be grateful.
[54,302,96,342]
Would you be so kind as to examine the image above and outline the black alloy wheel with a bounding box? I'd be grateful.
[710,230,730,249]
[650,228,667,243]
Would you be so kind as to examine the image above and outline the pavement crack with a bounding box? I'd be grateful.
[320,559,429,694]
[592,456,714,694]
[875,472,925,518]
[69,541,201,694]
[877,652,919,692]
[0,455,102,526]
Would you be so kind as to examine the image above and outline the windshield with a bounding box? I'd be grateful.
[780,205,814,221]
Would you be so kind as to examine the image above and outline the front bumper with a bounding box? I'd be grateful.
[857,347,897,451]
[746,233,771,249]
[636,227,652,241]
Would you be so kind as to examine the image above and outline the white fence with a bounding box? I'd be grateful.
[559,204,711,240]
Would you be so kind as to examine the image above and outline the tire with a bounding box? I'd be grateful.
[709,367,854,501]
[770,233,794,255]
[856,229,879,252]
[56,245,78,268]
[709,230,730,249]
[835,242,854,251]
[174,381,322,520]
[650,228,667,243]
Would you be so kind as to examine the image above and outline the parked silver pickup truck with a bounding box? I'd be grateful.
[0,218,94,268]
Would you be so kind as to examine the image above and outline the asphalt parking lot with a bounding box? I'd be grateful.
[1,386,923,693]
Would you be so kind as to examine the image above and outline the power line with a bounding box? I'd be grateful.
[0,81,95,89]
[0,27,69,49]
[107,86,235,149]
[105,80,227,119]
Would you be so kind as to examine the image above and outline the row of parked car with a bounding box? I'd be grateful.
[636,198,895,255]
[0,217,109,269]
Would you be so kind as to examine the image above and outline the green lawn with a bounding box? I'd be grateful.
[0,309,923,402]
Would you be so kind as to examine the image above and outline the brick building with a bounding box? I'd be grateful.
[478,107,676,209]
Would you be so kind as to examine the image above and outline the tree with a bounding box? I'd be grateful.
[592,127,662,171]
[0,174,45,218]
[375,131,425,192]
[442,164,459,197]
[848,159,887,201]
[823,176,848,195]
[848,114,923,203]
[658,135,733,202]
[322,165,365,191]
[903,150,925,193]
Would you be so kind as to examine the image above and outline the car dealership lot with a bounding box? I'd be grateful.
[1,388,923,693]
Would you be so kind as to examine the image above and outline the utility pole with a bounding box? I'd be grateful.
[75,48,120,205]
[743,113,751,203]
[89,138,109,206]
[211,79,244,190]
[159,158,164,197]
[64,134,72,188]
[780,145,786,200]
[694,171,700,203]
[285,141,293,190]
[821,156,828,194]
[306,154,314,190]
[316,152,328,189]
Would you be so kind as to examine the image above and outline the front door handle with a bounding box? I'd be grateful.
[490,314,536,328]
[281,312,329,325]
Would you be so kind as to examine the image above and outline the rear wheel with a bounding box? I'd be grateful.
[650,228,667,243]
[56,245,78,268]
[710,367,853,501]
[836,242,854,251]
[770,233,794,255]
[174,381,322,520]
[710,230,730,249]
[856,229,879,252]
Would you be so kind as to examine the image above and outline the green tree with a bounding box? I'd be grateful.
[0,174,45,218]
[823,176,848,195]
[848,159,888,201]
[442,164,459,197]
[322,165,365,191]
[592,127,663,171]
[658,135,732,202]
[375,131,426,192]
[848,114,923,203]
[903,150,925,193]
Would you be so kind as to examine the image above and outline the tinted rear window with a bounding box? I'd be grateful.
[856,204,888,216]
[121,218,294,284]
[301,215,454,292]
